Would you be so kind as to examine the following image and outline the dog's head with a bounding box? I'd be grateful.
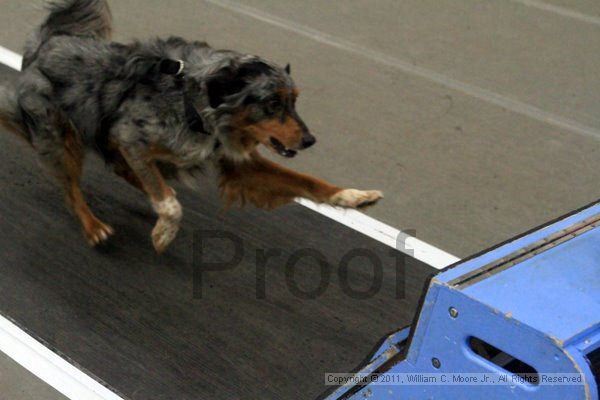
[195,58,315,158]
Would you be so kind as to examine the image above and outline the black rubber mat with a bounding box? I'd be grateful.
[0,65,434,400]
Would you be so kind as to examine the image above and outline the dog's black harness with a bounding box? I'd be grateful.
[158,58,208,135]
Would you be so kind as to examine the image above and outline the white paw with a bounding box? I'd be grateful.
[152,196,182,220]
[151,196,183,253]
[330,189,384,209]
[152,217,181,253]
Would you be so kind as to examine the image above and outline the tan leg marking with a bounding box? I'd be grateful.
[63,127,114,245]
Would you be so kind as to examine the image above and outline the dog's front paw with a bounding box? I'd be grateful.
[330,189,384,209]
[151,196,183,253]
[152,217,180,254]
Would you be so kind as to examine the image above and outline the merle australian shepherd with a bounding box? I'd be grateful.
[0,0,383,252]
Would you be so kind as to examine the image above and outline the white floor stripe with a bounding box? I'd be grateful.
[0,46,22,71]
[0,314,124,400]
[0,45,459,269]
[508,0,600,27]
[204,0,600,142]
[296,199,460,269]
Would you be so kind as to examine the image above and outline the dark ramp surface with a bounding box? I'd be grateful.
[0,65,434,400]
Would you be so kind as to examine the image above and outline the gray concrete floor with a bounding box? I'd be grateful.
[0,353,65,400]
[0,0,599,398]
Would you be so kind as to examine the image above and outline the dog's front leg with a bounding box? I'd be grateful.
[219,152,383,209]
[119,146,182,253]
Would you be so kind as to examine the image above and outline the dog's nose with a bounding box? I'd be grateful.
[301,134,316,149]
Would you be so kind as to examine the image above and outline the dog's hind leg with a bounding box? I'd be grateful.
[18,74,113,245]
[41,123,114,245]
[0,84,28,140]
[118,146,182,253]
[62,125,114,245]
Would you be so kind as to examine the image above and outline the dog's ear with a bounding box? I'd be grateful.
[205,71,247,109]
[238,61,273,77]
[284,63,291,74]
[206,61,273,108]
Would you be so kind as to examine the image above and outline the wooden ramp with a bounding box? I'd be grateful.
[0,65,434,399]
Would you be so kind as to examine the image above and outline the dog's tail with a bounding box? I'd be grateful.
[22,1,112,69]
[41,0,113,42]
[0,84,28,141]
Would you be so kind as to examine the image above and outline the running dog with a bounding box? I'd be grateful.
[0,0,383,253]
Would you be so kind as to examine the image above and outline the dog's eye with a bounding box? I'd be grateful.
[266,99,283,114]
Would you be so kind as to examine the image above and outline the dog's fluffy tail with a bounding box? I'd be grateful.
[22,1,112,69]
[41,0,113,42]
[0,84,28,141]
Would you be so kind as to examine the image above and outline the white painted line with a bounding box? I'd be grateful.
[204,0,600,142]
[0,45,459,269]
[508,0,600,27]
[0,314,125,400]
[296,198,460,269]
[0,46,22,71]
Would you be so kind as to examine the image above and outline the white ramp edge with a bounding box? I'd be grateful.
[296,198,459,269]
[0,46,23,71]
[0,314,125,400]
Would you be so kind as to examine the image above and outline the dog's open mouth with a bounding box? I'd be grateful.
[269,137,297,158]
